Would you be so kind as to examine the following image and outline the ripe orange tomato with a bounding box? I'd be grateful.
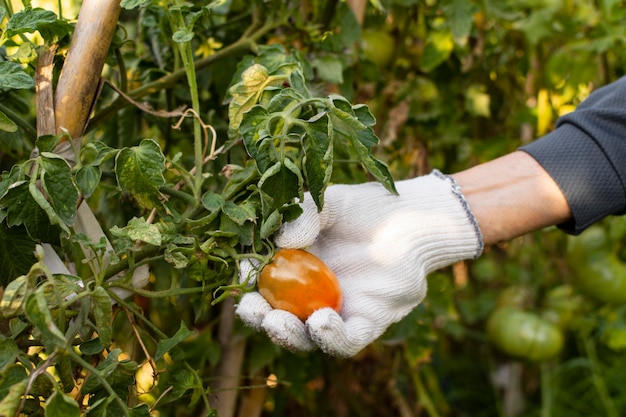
[257,249,343,321]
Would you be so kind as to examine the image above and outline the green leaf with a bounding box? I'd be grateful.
[443,0,477,42]
[40,153,79,226]
[55,356,75,393]
[303,113,333,210]
[311,55,344,84]
[81,349,137,397]
[201,191,225,212]
[260,209,282,239]
[326,95,396,193]
[121,217,163,246]
[0,274,29,316]
[80,338,105,355]
[0,225,36,286]
[115,139,166,210]
[91,287,113,347]
[222,201,255,226]
[44,389,80,417]
[121,0,152,9]
[0,111,17,133]
[173,27,194,43]
[25,290,66,348]
[81,141,119,166]
[0,179,63,243]
[35,135,61,153]
[6,7,57,36]
[128,404,151,417]
[155,321,193,360]
[420,30,455,72]
[30,181,70,235]
[258,162,300,208]
[0,336,19,372]
[75,165,101,198]
[0,61,35,90]
[228,64,288,137]
[0,378,27,417]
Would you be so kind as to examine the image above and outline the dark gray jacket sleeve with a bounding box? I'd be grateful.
[520,76,626,235]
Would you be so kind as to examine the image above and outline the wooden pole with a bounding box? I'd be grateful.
[54,0,121,140]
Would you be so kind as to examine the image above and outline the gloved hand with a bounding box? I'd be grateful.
[235,170,483,357]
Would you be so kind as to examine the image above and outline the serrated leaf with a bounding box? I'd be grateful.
[0,111,17,132]
[303,113,333,210]
[329,107,397,195]
[115,139,166,210]
[222,201,255,226]
[40,153,79,226]
[91,287,112,347]
[6,7,57,36]
[0,61,35,90]
[75,165,101,198]
[155,321,193,360]
[124,217,162,246]
[44,389,80,417]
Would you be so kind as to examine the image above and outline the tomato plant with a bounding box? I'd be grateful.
[257,248,342,321]
[1,0,626,415]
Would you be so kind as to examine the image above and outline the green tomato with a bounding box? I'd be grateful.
[361,29,395,68]
[487,306,564,361]
[573,253,626,304]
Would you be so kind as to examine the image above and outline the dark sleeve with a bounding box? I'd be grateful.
[519,76,626,235]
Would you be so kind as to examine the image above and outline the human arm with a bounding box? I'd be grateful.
[452,151,572,245]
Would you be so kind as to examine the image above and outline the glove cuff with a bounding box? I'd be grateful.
[412,170,483,272]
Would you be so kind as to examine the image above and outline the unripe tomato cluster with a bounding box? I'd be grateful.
[257,249,343,321]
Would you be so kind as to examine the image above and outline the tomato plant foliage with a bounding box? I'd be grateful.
[1,0,626,416]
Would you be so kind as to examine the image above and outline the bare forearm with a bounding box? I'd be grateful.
[452,151,572,245]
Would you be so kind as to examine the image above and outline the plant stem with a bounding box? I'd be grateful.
[582,336,618,417]
[170,5,204,198]
[69,350,131,414]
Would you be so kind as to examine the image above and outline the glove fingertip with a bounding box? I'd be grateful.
[235,293,271,330]
[307,309,374,358]
[263,310,316,352]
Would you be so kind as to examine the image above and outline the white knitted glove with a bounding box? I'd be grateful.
[235,170,483,357]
